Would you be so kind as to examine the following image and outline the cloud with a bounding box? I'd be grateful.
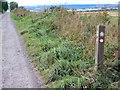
[7,0,119,6]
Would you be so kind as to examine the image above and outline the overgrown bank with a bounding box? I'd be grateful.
[11,8,119,88]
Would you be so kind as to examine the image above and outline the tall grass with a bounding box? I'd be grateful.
[11,8,119,88]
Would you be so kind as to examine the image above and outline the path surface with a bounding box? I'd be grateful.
[1,13,42,88]
[0,14,3,89]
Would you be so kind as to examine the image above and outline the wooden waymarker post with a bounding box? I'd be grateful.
[95,25,105,71]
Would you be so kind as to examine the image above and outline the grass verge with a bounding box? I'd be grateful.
[11,8,119,88]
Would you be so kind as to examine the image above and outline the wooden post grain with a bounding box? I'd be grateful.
[95,25,105,71]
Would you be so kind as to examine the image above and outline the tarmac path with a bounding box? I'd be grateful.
[0,12,42,88]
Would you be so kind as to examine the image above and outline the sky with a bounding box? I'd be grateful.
[7,0,120,6]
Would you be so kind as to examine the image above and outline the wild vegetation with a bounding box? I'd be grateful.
[10,1,18,11]
[11,7,119,88]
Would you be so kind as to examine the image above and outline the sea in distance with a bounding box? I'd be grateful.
[24,4,118,11]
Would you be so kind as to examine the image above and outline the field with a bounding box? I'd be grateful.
[11,7,119,88]
[108,10,118,16]
[78,10,118,16]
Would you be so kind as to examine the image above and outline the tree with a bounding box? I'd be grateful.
[0,1,2,12]
[2,1,8,11]
[0,0,8,13]
[10,1,18,11]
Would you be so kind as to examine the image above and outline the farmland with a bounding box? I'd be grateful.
[11,7,119,88]
[78,10,118,16]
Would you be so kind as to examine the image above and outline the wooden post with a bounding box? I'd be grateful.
[95,25,105,71]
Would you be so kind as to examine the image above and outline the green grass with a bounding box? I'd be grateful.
[11,8,119,88]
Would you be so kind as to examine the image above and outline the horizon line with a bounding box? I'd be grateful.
[21,3,118,7]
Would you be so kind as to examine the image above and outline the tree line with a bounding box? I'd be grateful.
[0,0,18,13]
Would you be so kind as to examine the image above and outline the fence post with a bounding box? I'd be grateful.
[95,25,105,71]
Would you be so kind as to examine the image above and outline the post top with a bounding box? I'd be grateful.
[97,24,105,28]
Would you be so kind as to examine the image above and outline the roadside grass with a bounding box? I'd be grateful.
[11,8,119,88]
